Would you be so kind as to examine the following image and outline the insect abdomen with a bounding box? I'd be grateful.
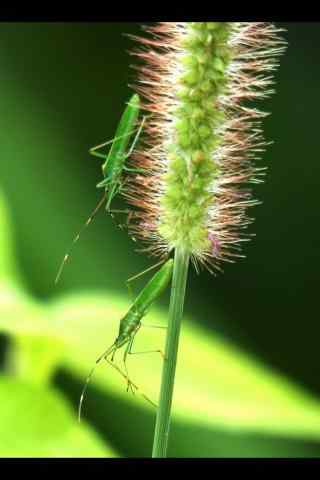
[118,310,140,338]
[102,94,140,179]
[132,259,174,316]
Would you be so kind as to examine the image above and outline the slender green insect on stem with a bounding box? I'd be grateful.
[91,93,146,211]
[55,94,145,284]
[78,258,174,421]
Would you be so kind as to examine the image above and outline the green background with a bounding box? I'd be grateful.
[0,22,320,457]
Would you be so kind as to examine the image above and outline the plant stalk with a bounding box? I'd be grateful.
[152,246,189,458]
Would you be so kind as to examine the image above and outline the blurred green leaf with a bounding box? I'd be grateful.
[0,190,22,288]
[0,23,318,457]
[0,376,116,457]
[1,185,320,452]
[2,287,320,443]
[8,335,65,385]
[52,293,320,441]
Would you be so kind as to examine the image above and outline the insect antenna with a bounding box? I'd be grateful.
[78,343,116,422]
[55,193,107,285]
[127,258,167,286]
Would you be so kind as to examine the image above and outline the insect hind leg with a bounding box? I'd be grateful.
[129,346,166,360]
[126,259,167,303]
[105,357,157,408]
[125,326,166,363]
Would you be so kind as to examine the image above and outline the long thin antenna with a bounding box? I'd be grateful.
[55,193,107,285]
[78,344,116,422]
[127,258,166,285]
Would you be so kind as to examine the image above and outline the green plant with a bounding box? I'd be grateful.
[124,22,286,457]
[2,188,320,456]
[3,23,320,459]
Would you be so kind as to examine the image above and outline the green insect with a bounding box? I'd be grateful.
[55,94,145,284]
[78,258,173,421]
[90,92,145,211]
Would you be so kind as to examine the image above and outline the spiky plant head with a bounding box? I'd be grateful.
[125,22,286,272]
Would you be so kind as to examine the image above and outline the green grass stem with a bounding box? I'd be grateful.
[152,247,190,457]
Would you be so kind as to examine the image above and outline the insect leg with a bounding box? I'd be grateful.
[122,336,137,394]
[96,178,109,189]
[124,324,166,361]
[103,183,132,232]
[126,259,167,301]
[108,209,131,215]
[105,358,157,408]
[124,115,147,159]
[128,345,166,360]
[89,150,106,160]
[105,182,121,211]
[123,166,147,174]
[104,357,135,395]
[89,129,140,160]
[107,208,136,233]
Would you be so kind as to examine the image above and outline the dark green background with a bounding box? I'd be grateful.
[0,22,319,456]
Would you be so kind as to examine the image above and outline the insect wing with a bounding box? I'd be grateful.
[103,94,140,178]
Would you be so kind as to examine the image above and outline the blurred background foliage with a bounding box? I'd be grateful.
[0,22,319,457]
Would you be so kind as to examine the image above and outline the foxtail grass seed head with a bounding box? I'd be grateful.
[126,22,286,272]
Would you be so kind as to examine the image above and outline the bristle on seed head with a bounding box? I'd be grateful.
[125,22,286,272]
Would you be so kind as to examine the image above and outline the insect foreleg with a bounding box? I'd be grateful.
[124,115,147,159]
[105,358,157,408]
[89,150,106,160]
[123,327,140,373]
[107,208,135,233]
[105,358,138,394]
[125,343,136,394]
[105,182,121,211]
[111,348,117,362]
[96,343,117,364]
[96,177,111,189]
